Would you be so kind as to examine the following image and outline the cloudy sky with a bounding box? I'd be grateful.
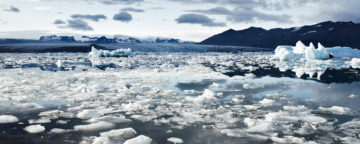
[0,0,359,41]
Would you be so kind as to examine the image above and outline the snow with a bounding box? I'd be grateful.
[0,115,19,123]
[74,121,115,131]
[88,47,133,58]
[123,135,152,144]
[24,125,45,133]
[167,137,183,144]
[100,128,137,138]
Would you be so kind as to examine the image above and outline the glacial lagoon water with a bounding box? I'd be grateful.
[0,52,359,144]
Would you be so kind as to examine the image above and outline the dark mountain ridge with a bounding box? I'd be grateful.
[201,21,360,49]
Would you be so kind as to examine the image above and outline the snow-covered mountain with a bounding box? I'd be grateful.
[40,35,188,44]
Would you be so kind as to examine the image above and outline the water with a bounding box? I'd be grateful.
[0,52,359,144]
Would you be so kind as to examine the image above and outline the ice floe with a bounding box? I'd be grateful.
[0,115,19,123]
[123,135,152,144]
[100,128,137,138]
[167,137,183,144]
[24,124,45,133]
[74,121,115,131]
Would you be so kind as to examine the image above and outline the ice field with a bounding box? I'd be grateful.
[0,50,360,144]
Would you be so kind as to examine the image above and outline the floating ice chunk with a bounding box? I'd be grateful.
[24,124,45,133]
[265,93,290,99]
[50,128,68,134]
[244,73,256,79]
[123,135,152,144]
[0,115,19,124]
[243,105,259,110]
[74,121,115,131]
[259,98,275,106]
[348,94,357,98]
[305,43,329,60]
[130,115,152,122]
[283,105,306,111]
[293,41,307,55]
[341,137,360,144]
[56,60,63,68]
[39,110,62,117]
[92,137,113,144]
[88,116,131,124]
[265,111,326,124]
[243,83,263,89]
[77,109,102,119]
[350,58,360,68]
[209,82,220,89]
[243,118,279,132]
[167,137,183,144]
[100,128,137,138]
[273,46,301,61]
[185,89,216,103]
[29,117,51,124]
[88,47,133,58]
[318,106,351,115]
[271,135,305,144]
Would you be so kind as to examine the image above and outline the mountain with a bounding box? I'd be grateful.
[201,21,360,49]
[40,35,76,42]
[40,35,185,44]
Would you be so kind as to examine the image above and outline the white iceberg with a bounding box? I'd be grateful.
[88,47,133,58]
[0,115,19,124]
[123,135,152,144]
[273,41,360,61]
[350,58,360,68]
[24,124,45,133]
[74,121,115,131]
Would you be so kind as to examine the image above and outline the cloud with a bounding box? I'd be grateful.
[4,6,20,13]
[303,0,360,23]
[121,7,145,13]
[71,14,107,22]
[59,19,94,31]
[175,14,226,27]
[187,7,232,15]
[54,19,65,25]
[113,11,132,22]
[98,0,144,4]
[188,7,293,24]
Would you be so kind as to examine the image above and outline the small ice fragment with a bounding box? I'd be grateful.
[243,83,263,89]
[74,121,115,131]
[56,60,63,68]
[100,128,137,138]
[50,128,68,134]
[271,135,305,143]
[0,115,19,124]
[24,125,45,133]
[209,82,220,89]
[350,58,360,68]
[348,94,357,98]
[77,109,102,119]
[167,137,183,144]
[318,106,351,115]
[92,137,111,144]
[28,117,51,124]
[259,98,275,106]
[185,89,216,103]
[123,135,152,144]
[39,110,62,117]
[88,115,131,123]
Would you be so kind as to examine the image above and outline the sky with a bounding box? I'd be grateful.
[0,0,359,42]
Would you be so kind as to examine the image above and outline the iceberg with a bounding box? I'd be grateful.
[273,41,360,61]
[88,46,133,58]
[24,125,45,133]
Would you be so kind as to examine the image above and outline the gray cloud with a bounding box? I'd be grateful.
[54,19,66,25]
[188,7,293,24]
[59,19,94,31]
[121,7,145,13]
[175,14,226,27]
[71,14,107,22]
[187,7,232,15]
[303,0,360,23]
[113,12,132,22]
[4,6,20,13]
